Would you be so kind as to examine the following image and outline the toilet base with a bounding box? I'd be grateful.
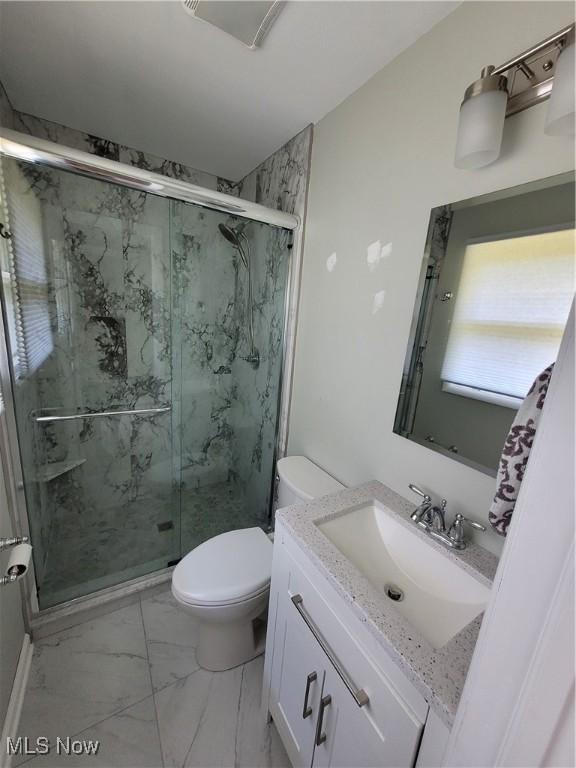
[196,613,267,671]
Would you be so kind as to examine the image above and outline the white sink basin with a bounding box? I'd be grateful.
[317,501,491,649]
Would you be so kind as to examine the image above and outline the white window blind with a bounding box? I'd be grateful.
[441,228,575,408]
[2,162,53,380]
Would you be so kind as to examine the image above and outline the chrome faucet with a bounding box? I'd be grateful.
[408,484,486,549]
[408,484,446,532]
[408,484,433,525]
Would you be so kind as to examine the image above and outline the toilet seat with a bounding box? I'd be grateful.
[174,582,270,609]
[172,527,272,607]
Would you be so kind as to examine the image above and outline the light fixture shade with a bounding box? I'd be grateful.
[455,88,508,169]
[545,42,575,136]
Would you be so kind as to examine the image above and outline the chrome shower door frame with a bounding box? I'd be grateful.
[0,130,302,626]
[0,271,37,625]
[0,129,299,230]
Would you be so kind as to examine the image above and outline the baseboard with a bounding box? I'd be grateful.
[0,633,33,768]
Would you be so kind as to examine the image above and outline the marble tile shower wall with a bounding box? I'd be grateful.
[231,127,312,518]
[10,110,235,193]
[228,222,290,521]
[171,202,240,495]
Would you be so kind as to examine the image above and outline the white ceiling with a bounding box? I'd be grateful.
[0,1,458,180]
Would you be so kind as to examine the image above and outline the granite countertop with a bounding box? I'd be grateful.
[275,480,499,728]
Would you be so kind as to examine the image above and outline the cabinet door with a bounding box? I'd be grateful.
[312,663,422,768]
[269,594,327,768]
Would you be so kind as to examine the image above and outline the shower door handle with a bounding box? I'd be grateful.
[34,406,171,423]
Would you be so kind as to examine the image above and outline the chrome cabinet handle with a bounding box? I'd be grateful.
[315,694,331,746]
[291,594,369,708]
[302,671,317,719]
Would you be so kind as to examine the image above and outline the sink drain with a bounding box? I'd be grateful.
[384,583,404,602]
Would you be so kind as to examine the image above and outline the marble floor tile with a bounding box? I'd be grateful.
[140,589,199,691]
[16,604,152,756]
[154,658,289,768]
[154,669,214,768]
[18,697,162,768]
[16,599,290,768]
[183,665,243,768]
[235,658,291,768]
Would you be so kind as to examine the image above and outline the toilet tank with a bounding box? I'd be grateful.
[276,456,345,509]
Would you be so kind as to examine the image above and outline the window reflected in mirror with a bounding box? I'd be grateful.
[394,174,575,475]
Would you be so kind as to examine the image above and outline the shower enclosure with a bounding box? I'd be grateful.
[0,134,295,610]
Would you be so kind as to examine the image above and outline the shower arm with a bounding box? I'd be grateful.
[238,232,256,356]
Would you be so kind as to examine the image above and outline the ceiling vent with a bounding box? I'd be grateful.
[182,1,285,49]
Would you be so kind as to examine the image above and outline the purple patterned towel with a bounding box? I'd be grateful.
[489,364,555,536]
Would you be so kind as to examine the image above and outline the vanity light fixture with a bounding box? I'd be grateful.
[545,36,576,135]
[455,23,575,169]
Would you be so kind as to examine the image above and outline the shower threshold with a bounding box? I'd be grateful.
[31,565,174,640]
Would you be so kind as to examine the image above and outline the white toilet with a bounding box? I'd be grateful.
[171,456,344,671]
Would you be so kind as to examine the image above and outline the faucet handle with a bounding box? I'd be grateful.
[408,484,431,502]
[448,513,486,546]
[456,514,486,532]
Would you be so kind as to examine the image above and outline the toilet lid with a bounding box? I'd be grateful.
[172,527,273,606]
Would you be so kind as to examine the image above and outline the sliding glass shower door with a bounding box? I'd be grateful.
[1,157,178,608]
[171,202,291,553]
[0,154,291,611]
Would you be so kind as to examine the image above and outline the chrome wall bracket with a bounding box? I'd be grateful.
[0,535,29,552]
[1,570,20,586]
[492,23,575,117]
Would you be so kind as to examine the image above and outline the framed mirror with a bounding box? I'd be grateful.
[395,173,575,476]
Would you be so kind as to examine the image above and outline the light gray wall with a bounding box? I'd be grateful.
[288,1,575,556]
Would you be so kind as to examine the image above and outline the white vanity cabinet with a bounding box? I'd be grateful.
[310,659,409,768]
[270,585,328,767]
[264,524,432,768]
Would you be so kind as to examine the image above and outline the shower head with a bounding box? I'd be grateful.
[218,224,249,270]
[218,224,240,247]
